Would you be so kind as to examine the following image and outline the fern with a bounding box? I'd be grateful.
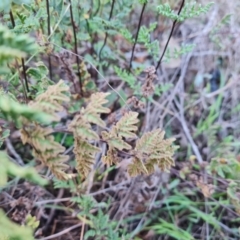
[20,80,73,180]
[102,111,138,153]
[0,24,37,66]
[29,80,70,122]
[0,94,53,125]
[157,1,214,22]
[101,112,175,175]
[68,92,111,179]
[101,111,139,166]
[129,129,175,176]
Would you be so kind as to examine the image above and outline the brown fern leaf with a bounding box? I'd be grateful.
[102,148,119,166]
[68,92,111,178]
[21,125,71,180]
[68,116,99,141]
[101,131,132,151]
[21,126,65,154]
[29,80,70,121]
[73,138,100,178]
[113,111,139,138]
[34,150,71,180]
[101,111,139,164]
[127,129,175,177]
[19,81,72,180]
[83,92,111,127]
[127,158,148,177]
[101,111,138,150]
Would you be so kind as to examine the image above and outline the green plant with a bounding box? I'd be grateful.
[2,1,239,240]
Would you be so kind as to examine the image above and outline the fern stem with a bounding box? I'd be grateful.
[46,0,53,80]
[9,10,29,101]
[128,2,147,72]
[156,0,185,70]
[98,0,115,61]
[69,0,83,96]
[21,58,29,92]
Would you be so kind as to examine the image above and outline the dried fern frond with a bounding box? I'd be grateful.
[101,131,132,151]
[73,138,100,178]
[68,116,99,141]
[21,125,72,180]
[101,111,139,163]
[68,92,111,179]
[127,129,175,177]
[20,81,72,180]
[113,111,138,138]
[127,157,148,177]
[0,95,53,125]
[82,92,111,127]
[29,80,70,121]
[102,148,119,166]
[101,111,139,147]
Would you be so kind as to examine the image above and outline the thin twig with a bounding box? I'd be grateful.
[99,0,115,60]
[156,0,185,70]
[39,223,81,240]
[80,218,85,240]
[5,138,24,166]
[10,10,29,100]
[128,3,147,71]
[69,0,83,96]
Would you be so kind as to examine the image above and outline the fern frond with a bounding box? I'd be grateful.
[102,131,132,150]
[29,80,70,121]
[19,81,72,180]
[68,116,99,141]
[0,151,48,187]
[21,125,72,180]
[0,95,53,125]
[135,129,164,154]
[0,24,37,66]
[82,92,111,127]
[102,149,120,166]
[127,129,175,176]
[101,111,138,163]
[127,158,148,177]
[113,111,138,138]
[73,138,100,178]
[68,92,111,179]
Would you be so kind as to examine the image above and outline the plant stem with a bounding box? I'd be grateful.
[128,3,147,72]
[156,0,185,70]
[69,0,83,96]
[10,10,28,102]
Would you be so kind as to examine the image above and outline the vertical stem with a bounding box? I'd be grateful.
[21,58,29,92]
[69,0,83,96]
[156,0,185,70]
[46,0,53,79]
[10,10,28,102]
[128,3,147,72]
[98,0,115,60]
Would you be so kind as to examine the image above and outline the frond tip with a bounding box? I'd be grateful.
[101,111,139,151]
